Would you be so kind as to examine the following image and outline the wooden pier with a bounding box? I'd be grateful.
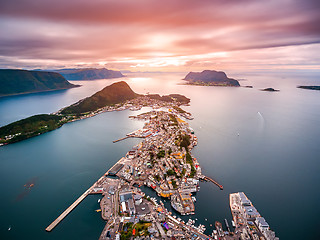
[201,175,223,190]
[45,188,91,232]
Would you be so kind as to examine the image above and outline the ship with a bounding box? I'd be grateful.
[232,220,235,228]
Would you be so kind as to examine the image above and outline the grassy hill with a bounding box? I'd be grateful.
[0,114,63,143]
[0,69,78,97]
[61,81,138,114]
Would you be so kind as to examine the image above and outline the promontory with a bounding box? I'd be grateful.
[183,70,240,86]
[0,69,78,97]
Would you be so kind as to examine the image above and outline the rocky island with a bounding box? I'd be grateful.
[0,81,191,146]
[55,68,124,80]
[0,69,78,97]
[261,88,279,92]
[183,70,240,87]
[297,86,320,91]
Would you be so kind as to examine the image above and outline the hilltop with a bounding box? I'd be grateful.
[61,81,138,114]
[0,69,78,97]
[183,70,240,86]
[0,81,192,145]
[55,68,124,80]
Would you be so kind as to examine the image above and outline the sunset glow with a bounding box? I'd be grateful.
[1,0,319,71]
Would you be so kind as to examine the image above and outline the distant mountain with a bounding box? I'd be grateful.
[61,81,138,114]
[55,68,124,80]
[0,69,78,97]
[183,70,240,86]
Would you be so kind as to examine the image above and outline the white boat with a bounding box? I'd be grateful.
[232,220,235,227]
[8,226,11,231]
[98,199,101,203]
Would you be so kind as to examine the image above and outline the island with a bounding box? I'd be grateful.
[297,86,320,91]
[54,68,124,80]
[261,88,279,92]
[0,81,191,146]
[0,69,78,97]
[183,70,240,86]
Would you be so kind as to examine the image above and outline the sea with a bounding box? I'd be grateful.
[0,71,319,240]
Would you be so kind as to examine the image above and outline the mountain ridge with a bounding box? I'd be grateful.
[55,68,124,80]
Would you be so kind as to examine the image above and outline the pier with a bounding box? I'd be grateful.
[46,157,126,232]
[112,136,130,143]
[45,188,91,232]
[201,175,223,190]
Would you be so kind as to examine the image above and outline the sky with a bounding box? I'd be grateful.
[1,0,320,72]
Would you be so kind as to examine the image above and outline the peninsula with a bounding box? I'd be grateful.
[0,69,78,97]
[45,95,225,239]
[183,70,240,87]
[0,81,191,146]
[55,68,124,80]
[44,92,277,239]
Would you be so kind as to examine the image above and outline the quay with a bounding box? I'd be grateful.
[45,188,91,232]
[113,136,130,143]
[201,175,223,190]
[46,157,125,232]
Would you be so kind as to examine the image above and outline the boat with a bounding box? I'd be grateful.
[232,220,235,228]
[95,209,101,212]
[98,199,101,203]
[8,226,11,231]
[192,196,196,202]
[224,219,230,232]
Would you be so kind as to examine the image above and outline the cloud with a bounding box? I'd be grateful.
[0,0,319,70]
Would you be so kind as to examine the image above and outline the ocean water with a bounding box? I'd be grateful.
[0,71,319,239]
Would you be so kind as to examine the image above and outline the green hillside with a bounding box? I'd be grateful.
[0,69,78,97]
[61,81,138,114]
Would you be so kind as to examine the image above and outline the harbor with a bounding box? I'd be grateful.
[45,100,224,239]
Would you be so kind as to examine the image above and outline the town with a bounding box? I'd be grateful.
[45,96,277,240]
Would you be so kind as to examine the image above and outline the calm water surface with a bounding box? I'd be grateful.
[0,71,319,239]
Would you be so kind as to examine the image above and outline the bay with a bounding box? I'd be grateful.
[0,71,319,239]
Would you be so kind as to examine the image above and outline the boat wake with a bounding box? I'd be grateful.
[257,111,265,133]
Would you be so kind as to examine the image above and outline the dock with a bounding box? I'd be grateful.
[46,157,125,232]
[201,175,223,190]
[113,136,130,143]
[45,188,91,232]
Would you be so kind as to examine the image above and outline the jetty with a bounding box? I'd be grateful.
[46,157,125,232]
[45,188,91,232]
[113,136,130,143]
[201,175,223,190]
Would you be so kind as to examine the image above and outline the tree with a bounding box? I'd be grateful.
[167,169,175,176]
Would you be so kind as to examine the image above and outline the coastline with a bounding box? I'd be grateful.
[0,84,81,98]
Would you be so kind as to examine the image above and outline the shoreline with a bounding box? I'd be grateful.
[0,85,81,98]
